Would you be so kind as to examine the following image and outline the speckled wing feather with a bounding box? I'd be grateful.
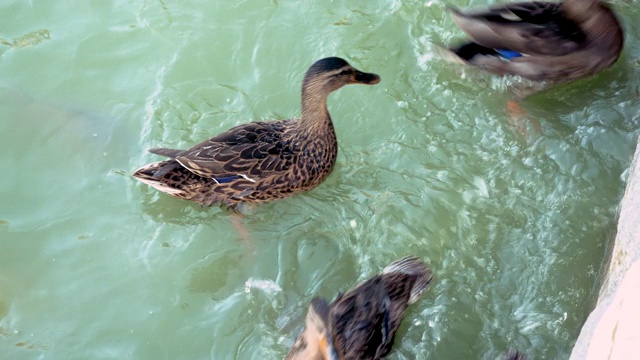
[329,277,392,360]
[449,2,585,56]
[151,120,296,181]
[383,256,433,304]
[326,257,433,359]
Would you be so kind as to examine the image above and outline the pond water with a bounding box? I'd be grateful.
[2,0,640,359]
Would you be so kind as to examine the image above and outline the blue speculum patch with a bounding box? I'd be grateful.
[496,49,523,60]
[215,175,242,183]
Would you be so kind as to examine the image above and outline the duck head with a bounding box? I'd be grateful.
[302,57,380,96]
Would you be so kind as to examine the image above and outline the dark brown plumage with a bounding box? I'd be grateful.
[286,257,433,360]
[504,350,528,360]
[133,57,380,208]
[440,0,623,92]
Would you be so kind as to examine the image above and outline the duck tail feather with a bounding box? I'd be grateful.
[504,350,528,360]
[383,256,434,304]
[148,147,182,159]
[132,161,185,195]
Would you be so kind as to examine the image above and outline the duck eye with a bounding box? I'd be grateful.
[338,69,352,76]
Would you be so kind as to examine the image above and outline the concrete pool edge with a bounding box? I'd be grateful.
[570,136,640,359]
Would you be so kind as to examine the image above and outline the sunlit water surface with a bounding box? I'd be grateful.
[2,0,640,359]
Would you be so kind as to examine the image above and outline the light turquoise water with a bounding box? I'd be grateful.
[1,0,639,359]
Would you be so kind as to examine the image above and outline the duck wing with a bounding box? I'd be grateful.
[448,2,585,56]
[329,277,393,360]
[149,120,295,181]
[382,256,433,305]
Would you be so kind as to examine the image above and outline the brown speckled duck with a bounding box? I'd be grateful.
[442,0,623,92]
[286,256,433,360]
[504,350,528,360]
[133,57,380,208]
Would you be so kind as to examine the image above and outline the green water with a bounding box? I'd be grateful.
[2,0,640,359]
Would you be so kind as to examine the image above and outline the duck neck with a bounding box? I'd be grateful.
[562,0,597,23]
[296,86,334,138]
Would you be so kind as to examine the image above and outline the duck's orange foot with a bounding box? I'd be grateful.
[506,100,542,136]
[507,100,525,118]
[231,212,254,252]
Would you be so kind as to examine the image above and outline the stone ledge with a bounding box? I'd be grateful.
[570,137,640,359]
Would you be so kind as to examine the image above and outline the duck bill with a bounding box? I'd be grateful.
[350,70,381,85]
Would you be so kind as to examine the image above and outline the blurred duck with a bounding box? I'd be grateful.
[133,57,380,208]
[504,350,528,360]
[286,256,433,360]
[441,0,623,95]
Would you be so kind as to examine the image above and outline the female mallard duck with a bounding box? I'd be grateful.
[286,256,433,360]
[443,0,623,91]
[504,350,527,360]
[133,57,380,208]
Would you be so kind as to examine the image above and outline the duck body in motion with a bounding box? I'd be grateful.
[133,57,380,208]
[286,256,433,360]
[442,0,623,88]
